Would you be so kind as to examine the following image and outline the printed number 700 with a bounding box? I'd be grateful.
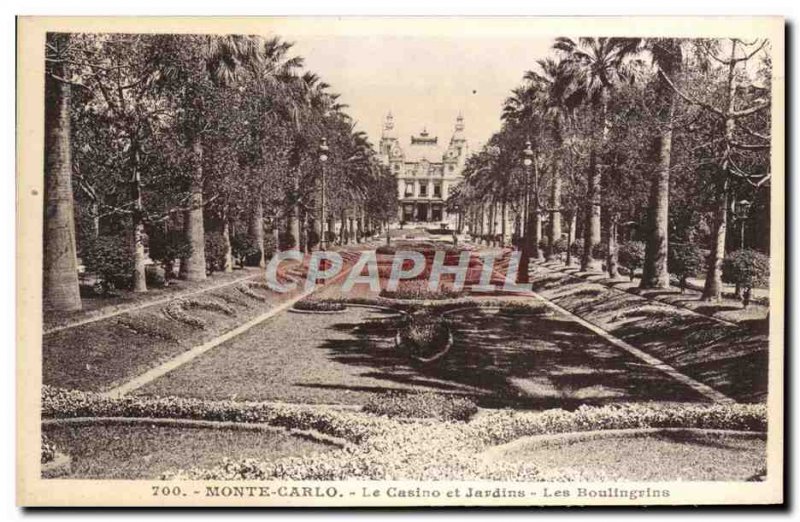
[152,486,184,496]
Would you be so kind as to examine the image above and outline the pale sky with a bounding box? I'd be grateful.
[287,33,554,152]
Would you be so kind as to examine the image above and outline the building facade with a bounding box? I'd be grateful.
[378,113,468,227]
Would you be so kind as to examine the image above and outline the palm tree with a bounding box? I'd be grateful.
[180,34,264,280]
[43,33,82,311]
[524,57,573,259]
[553,37,641,272]
[242,36,303,262]
[640,38,683,289]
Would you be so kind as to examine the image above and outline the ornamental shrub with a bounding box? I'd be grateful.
[204,232,229,274]
[498,301,551,316]
[231,234,261,267]
[363,392,478,422]
[148,229,192,278]
[722,249,770,308]
[293,299,347,312]
[278,231,297,251]
[81,235,134,293]
[618,241,646,281]
[380,280,462,300]
[397,310,451,360]
[668,243,706,293]
[551,237,569,256]
[591,241,608,261]
[41,435,56,464]
[568,239,583,263]
[145,264,167,288]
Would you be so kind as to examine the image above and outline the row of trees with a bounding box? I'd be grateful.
[447,37,771,301]
[44,32,398,311]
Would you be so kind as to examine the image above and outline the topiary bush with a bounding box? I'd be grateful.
[618,241,646,281]
[668,243,706,293]
[278,231,297,251]
[204,232,229,274]
[80,235,134,293]
[591,241,608,261]
[397,310,452,361]
[231,234,261,267]
[723,249,770,308]
[145,264,167,288]
[363,392,478,422]
[551,237,569,258]
[148,229,192,279]
[569,240,583,259]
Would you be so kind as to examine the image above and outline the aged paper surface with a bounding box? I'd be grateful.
[17,16,784,506]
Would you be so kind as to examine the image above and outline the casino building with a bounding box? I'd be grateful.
[378,112,468,227]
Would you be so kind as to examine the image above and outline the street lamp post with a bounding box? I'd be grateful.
[518,140,535,283]
[319,137,329,250]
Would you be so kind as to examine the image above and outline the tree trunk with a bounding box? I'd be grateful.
[339,209,347,245]
[286,168,301,249]
[248,192,265,267]
[222,214,233,272]
[500,200,507,247]
[565,214,574,266]
[607,214,619,279]
[582,149,601,271]
[272,213,281,257]
[43,57,82,311]
[640,123,672,288]
[356,209,364,243]
[180,136,207,281]
[641,40,681,289]
[702,41,738,302]
[702,186,728,301]
[131,148,147,293]
[548,170,562,259]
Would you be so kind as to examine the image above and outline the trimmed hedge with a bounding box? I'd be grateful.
[363,392,477,422]
[42,386,766,481]
[293,300,347,312]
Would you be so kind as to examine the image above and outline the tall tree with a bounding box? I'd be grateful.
[554,37,641,271]
[640,38,683,288]
[43,33,82,310]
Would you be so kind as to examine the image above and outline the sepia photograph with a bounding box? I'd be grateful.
[15,15,784,507]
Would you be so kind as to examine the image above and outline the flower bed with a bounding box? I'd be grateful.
[42,386,767,481]
[380,280,464,300]
[497,301,552,317]
[291,300,347,313]
[363,392,477,422]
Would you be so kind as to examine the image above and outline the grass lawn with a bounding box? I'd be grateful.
[43,422,333,479]
[44,267,263,332]
[528,263,768,403]
[489,429,766,481]
[136,305,708,409]
[43,278,307,392]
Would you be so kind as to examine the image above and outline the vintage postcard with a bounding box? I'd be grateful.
[16,16,784,507]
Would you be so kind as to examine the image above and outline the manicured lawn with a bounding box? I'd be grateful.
[528,263,769,403]
[490,430,766,481]
[42,280,305,392]
[43,422,333,479]
[44,267,263,332]
[136,305,707,409]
